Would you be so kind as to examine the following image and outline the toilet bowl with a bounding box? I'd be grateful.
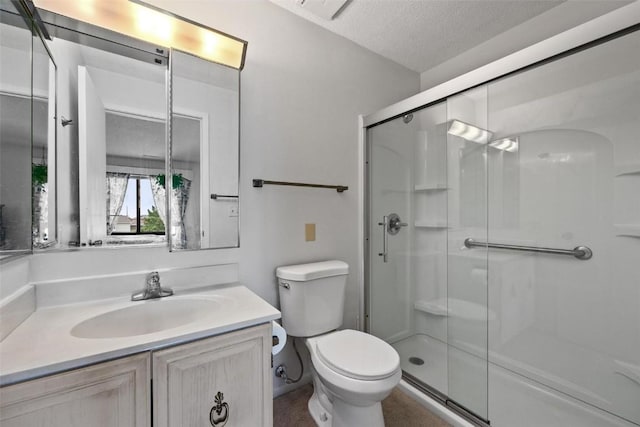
[305,329,401,427]
[276,261,401,426]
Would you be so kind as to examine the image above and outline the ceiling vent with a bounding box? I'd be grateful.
[296,0,350,20]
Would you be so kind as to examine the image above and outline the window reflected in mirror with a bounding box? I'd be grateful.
[103,112,166,245]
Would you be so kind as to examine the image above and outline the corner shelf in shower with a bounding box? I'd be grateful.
[414,183,448,192]
[614,224,640,238]
[615,164,640,177]
[414,299,448,316]
[414,298,497,321]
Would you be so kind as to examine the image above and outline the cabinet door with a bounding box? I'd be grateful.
[0,353,150,427]
[153,323,272,427]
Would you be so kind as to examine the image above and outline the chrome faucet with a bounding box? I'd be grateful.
[131,271,173,301]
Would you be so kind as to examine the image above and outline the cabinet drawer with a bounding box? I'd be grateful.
[0,353,150,427]
[153,323,272,427]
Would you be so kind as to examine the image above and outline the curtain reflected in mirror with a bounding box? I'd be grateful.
[106,172,129,234]
[151,173,191,248]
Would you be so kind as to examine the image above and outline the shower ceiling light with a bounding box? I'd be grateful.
[33,0,247,69]
[489,137,519,152]
[447,120,492,144]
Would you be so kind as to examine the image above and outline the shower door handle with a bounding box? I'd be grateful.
[378,215,388,262]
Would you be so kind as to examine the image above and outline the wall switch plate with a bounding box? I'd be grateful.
[305,223,316,241]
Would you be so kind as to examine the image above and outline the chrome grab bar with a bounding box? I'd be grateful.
[378,215,388,263]
[464,238,593,261]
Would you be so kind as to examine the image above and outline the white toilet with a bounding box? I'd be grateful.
[277,260,401,427]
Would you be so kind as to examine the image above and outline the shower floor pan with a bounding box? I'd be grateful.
[392,334,638,427]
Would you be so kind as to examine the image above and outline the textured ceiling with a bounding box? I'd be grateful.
[270,0,628,73]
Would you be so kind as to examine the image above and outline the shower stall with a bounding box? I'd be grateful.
[363,9,639,427]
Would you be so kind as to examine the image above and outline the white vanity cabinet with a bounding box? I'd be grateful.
[0,353,150,427]
[0,323,273,427]
[153,323,272,427]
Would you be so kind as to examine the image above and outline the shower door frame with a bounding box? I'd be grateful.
[360,3,640,425]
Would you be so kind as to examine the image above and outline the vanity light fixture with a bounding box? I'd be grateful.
[489,137,519,152]
[447,119,492,144]
[32,0,247,69]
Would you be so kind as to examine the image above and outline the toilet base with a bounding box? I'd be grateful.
[308,390,332,427]
[308,382,386,427]
[331,399,384,427]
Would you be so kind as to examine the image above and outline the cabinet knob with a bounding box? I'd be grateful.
[209,391,230,426]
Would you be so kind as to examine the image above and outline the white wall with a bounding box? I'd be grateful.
[78,67,107,244]
[50,40,83,246]
[0,0,418,395]
[140,0,418,394]
[143,0,419,321]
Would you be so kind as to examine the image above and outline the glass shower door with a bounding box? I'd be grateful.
[367,114,415,347]
[367,26,639,427]
[483,29,640,426]
[367,101,486,407]
[445,87,490,421]
[367,95,490,421]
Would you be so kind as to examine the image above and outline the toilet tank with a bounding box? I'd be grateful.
[276,260,349,337]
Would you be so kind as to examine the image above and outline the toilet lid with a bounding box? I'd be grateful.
[315,330,399,381]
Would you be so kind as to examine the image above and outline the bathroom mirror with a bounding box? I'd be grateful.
[32,6,241,250]
[0,6,33,256]
[170,50,240,250]
[40,27,167,248]
[0,3,56,257]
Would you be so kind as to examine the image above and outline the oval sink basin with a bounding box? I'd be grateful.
[71,298,222,339]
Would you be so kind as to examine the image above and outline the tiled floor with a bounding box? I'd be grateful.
[273,383,452,427]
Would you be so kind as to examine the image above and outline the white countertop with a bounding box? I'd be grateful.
[0,283,280,386]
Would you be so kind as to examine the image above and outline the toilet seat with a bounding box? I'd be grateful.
[314,330,399,381]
